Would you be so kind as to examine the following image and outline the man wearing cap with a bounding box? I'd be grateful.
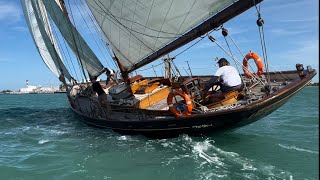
[204,58,242,94]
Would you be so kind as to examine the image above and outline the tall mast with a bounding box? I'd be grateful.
[113,56,129,83]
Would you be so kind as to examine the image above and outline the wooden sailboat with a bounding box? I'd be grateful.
[22,0,317,137]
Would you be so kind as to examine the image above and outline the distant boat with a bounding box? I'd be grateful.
[22,0,316,137]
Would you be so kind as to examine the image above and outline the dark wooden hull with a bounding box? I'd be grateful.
[69,70,316,137]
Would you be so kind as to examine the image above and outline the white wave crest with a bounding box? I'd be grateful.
[278,144,318,154]
[38,139,50,144]
[118,135,127,140]
[192,139,225,166]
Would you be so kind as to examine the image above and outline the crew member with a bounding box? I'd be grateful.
[204,58,242,93]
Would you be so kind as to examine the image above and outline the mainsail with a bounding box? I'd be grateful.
[86,0,262,73]
[42,0,105,77]
[21,0,72,82]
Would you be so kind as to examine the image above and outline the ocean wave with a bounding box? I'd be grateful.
[38,139,50,144]
[278,144,319,154]
[162,135,295,179]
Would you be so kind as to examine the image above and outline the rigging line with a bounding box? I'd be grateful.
[75,0,112,69]
[151,0,175,50]
[259,25,271,84]
[176,0,197,36]
[253,0,261,17]
[268,64,294,81]
[67,0,100,78]
[182,67,192,78]
[253,0,272,85]
[136,0,155,61]
[41,1,80,80]
[36,1,72,81]
[131,0,156,65]
[225,33,266,83]
[171,60,182,77]
[173,36,205,58]
[136,61,166,72]
[223,32,249,92]
[151,65,157,77]
[67,0,94,74]
[55,1,86,79]
[128,0,140,69]
[81,0,118,70]
[90,5,181,39]
[98,1,182,36]
[87,3,142,66]
[55,25,80,80]
[160,63,165,77]
[50,17,80,81]
[171,28,217,59]
[66,0,89,80]
[94,0,156,52]
[209,35,266,86]
[86,9,119,70]
[40,1,78,80]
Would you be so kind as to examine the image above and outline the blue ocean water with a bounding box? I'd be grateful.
[0,87,318,180]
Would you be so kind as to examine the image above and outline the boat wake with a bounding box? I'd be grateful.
[160,134,294,179]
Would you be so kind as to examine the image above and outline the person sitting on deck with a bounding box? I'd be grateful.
[203,58,242,94]
[90,76,111,113]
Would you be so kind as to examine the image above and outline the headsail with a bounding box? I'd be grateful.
[42,0,105,77]
[86,0,262,73]
[21,0,72,82]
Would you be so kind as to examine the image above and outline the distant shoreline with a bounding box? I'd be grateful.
[0,91,66,95]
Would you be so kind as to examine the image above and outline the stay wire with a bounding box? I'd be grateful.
[226,32,266,84]
[66,0,88,81]
[222,28,249,93]
[38,0,80,81]
[82,0,118,69]
[75,0,112,69]
[209,34,266,86]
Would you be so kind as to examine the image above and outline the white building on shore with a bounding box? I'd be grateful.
[19,80,37,93]
[18,80,59,94]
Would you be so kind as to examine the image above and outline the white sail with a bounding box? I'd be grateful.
[86,0,235,72]
[21,0,72,81]
[42,0,105,77]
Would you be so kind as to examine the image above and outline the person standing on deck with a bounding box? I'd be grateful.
[204,58,242,94]
[104,68,117,85]
[90,76,111,114]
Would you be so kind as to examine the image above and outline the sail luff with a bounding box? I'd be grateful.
[126,0,263,73]
[42,0,105,77]
[21,0,73,82]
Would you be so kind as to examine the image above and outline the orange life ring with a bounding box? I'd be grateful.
[242,52,264,78]
[167,89,193,118]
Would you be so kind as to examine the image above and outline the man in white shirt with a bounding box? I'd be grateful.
[204,58,242,93]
